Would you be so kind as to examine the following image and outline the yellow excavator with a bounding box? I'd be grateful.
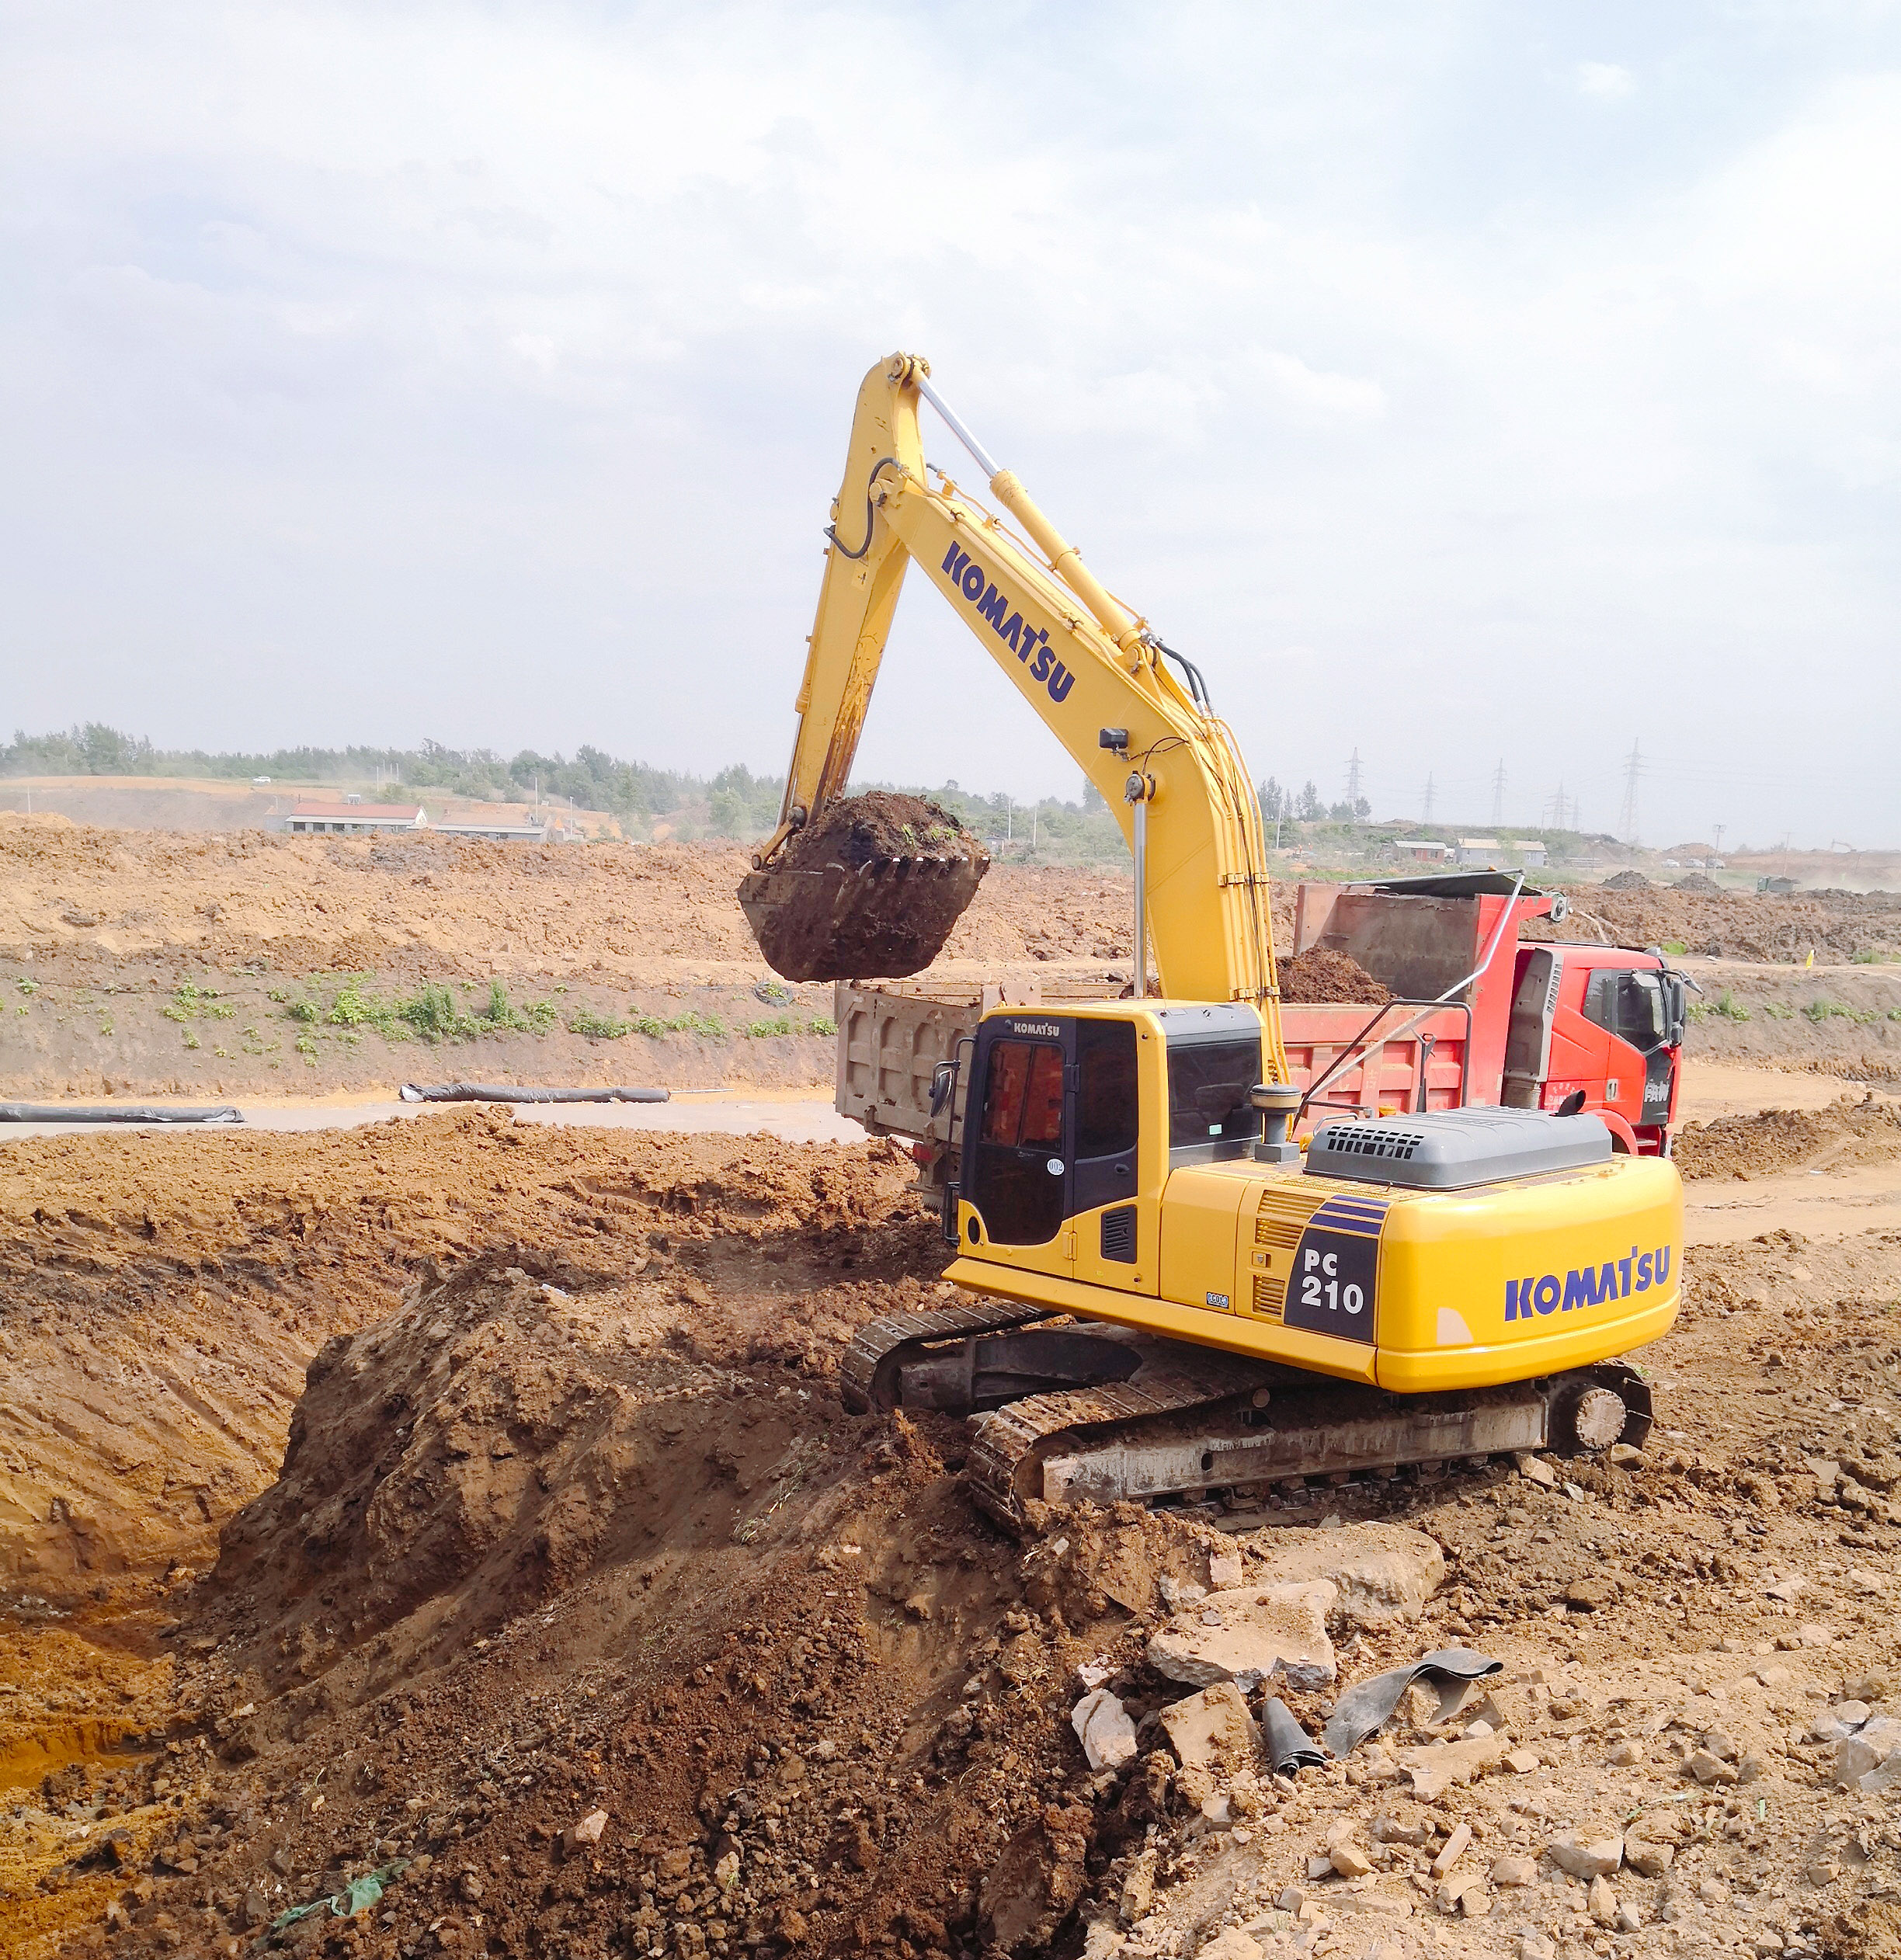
[742,353,1683,1526]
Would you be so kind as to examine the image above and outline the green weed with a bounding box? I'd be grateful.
[1691,990,1750,1024]
[568,1007,632,1041]
[620,1009,728,1039]
[744,1014,838,1039]
[163,982,235,1023]
[1763,1002,1795,1020]
[474,978,558,1034]
[1803,999,1849,1024]
[14,977,38,996]
[1660,940,1688,956]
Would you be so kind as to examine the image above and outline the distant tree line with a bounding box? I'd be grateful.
[1,725,784,840]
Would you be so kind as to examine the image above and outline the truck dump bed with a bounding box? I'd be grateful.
[835,975,1475,1194]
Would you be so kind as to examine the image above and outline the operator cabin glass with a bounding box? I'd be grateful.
[1166,1036,1262,1160]
[972,1040,1066,1244]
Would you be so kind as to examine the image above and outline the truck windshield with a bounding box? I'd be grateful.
[1167,1036,1260,1152]
[1583,969,1669,1054]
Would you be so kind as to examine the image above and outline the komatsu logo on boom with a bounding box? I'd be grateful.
[940,544,1075,704]
[1503,1245,1673,1324]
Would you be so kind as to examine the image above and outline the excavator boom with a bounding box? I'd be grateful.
[742,354,1287,1065]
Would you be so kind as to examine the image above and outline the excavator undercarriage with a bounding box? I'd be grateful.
[842,1299,1652,1532]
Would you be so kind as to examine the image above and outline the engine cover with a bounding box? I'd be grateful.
[1305,1107,1612,1190]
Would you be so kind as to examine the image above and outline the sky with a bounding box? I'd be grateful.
[2,2,1898,849]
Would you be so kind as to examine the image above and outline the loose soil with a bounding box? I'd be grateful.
[1528,881,1901,966]
[1675,1096,1901,1183]
[10,1125,1901,1960]
[742,796,990,983]
[776,795,984,877]
[1274,950,1391,1006]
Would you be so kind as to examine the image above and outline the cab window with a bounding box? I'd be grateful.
[1583,970,1668,1054]
[980,1041,1064,1147]
[1076,1020,1138,1158]
[1167,1035,1261,1153]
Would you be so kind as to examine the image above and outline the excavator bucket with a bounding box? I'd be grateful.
[738,792,990,982]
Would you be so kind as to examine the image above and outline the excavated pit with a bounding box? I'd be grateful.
[739,794,990,982]
[16,1119,1901,1957]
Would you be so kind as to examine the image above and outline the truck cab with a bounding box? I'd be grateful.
[1503,944,1687,1154]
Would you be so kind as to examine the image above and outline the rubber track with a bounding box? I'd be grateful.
[839,1297,1053,1414]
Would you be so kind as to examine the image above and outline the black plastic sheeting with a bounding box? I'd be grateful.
[398,1084,669,1105]
[1261,1697,1326,1774]
[1321,1646,1503,1757]
[0,1103,243,1124]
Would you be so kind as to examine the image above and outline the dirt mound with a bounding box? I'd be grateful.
[1674,872,1722,895]
[1602,868,1652,890]
[1529,878,1901,964]
[1673,1093,1901,1180]
[0,1117,919,1604]
[780,792,982,875]
[1275,947,1392,1005]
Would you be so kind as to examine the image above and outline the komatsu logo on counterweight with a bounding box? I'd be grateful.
[1503,1245,1673,1323]
[940,544,1075,704]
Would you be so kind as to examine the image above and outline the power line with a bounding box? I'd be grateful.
[1617,739,1643,843]
[1345,748,1363,803]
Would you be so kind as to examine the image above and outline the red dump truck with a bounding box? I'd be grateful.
[835,871,1687,1189]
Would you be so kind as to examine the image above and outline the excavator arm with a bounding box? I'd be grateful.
[754,353,1287,1059]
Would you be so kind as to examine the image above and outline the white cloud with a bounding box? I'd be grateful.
[1576,61,1636,100]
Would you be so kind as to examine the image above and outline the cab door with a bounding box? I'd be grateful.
[963,1029,1072,1277]
[1069,1018,1152,1294]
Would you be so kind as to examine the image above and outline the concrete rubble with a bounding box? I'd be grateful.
[1146,1582,1338,1693]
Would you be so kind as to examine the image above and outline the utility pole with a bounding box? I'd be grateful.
[1490,759,1506,830]
[1712,823,1726,858]
[1618,740,1642,843]
[1422,774,1436,825]
[1345,749,1363,803]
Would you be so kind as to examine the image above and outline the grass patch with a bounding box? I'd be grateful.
[743,1014,839,1038]
[163,982,236,1023]
[568,1007,634,1041]
[1690,989,1750,1024]
[304,975,559,1044]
